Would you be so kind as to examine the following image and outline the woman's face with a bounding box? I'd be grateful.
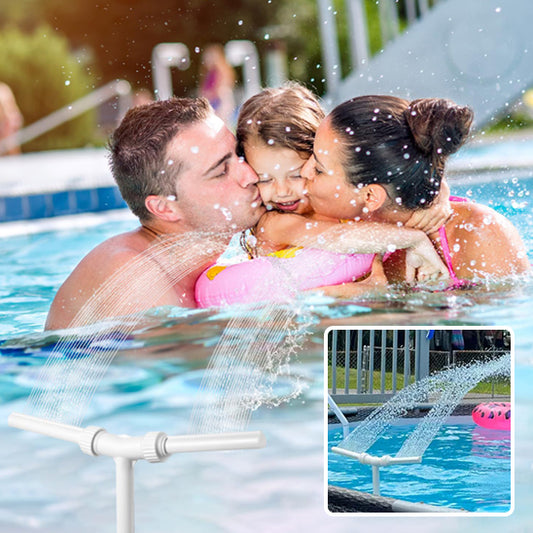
[243,141,313,215]
[301,118,367,220]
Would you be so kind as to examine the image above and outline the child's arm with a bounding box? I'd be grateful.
[316,256,388,298]
[255,211,449,282]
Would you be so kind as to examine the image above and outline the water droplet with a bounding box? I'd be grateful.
[65,80,71,86]
[221,207,233,221]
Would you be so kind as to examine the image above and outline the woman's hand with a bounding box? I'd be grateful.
[405,179,452,234]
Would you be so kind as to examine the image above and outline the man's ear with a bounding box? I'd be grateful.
[145,195,181,222]
[364,184,388,212]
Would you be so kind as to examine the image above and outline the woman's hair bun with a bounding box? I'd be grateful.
[404,98,474,159]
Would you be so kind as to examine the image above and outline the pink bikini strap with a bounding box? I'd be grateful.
[440,195,470,288]
[438,226,460,283]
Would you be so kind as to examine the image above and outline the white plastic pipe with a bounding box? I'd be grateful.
[115,457,135,533]
[9,412,266,533]
[165,431,266,454]
[152,43,190,100]
[372,464,380,495]
[331,446,421,496]
[331,447,421,466]
[9,413,265,459]
[8,412,84,443]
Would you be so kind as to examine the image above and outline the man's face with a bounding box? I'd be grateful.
[167,114,265,233]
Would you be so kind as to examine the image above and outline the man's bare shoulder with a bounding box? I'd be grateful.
[45,228,153,330]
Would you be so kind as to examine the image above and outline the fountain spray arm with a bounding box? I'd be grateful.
[331,446,421,496]
[331,446,421,466]
[8,412,266,462]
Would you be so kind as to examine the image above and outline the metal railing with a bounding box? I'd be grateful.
[0,79,132,155]
[328,329,510,405]
[328,329,431,404]
[317,0,439,99]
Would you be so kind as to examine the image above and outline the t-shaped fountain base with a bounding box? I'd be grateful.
[9,412,266,533]
[331,446,421,496]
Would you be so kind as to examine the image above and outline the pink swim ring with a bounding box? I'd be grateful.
[472,402,511,431]
[195,247,374,307]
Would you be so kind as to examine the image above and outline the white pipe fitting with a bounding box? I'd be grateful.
[331,446,421,466]
[8,412,266,462]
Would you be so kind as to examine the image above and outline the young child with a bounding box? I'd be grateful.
[195,83,450,307]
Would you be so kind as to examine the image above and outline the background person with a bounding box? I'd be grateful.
[199,44,237,126]
[0,82,23,155]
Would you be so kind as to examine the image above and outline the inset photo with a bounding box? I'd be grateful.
[326,327,512,514]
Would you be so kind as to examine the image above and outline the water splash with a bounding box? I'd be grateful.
[27,231,230,425]
[338,353,510,458]
[397,353,510,458]
[26,230,314,430]
[188,301,313,434]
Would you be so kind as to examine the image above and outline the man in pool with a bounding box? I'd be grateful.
[45,97,265,330]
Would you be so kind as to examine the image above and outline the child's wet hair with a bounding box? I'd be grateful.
[236,82,325,157]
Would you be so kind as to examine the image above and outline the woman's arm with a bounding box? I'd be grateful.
[255,211,449,282]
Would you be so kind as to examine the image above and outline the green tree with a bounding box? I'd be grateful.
[0,25,96,151]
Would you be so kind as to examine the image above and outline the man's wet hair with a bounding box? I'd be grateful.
[109,97,212,221]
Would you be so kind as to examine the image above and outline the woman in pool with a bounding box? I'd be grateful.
[285,95,529,281]
[195,85,452,306]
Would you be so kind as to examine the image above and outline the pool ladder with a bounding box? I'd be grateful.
[8,412,266,533]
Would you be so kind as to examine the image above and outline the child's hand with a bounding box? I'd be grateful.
[405,237,450,283]
[405,180,452,234]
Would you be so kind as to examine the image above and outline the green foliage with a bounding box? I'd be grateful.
[0,25,97,152]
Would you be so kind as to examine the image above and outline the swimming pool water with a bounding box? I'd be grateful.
[328,418,511,512]
[0,158,532,531]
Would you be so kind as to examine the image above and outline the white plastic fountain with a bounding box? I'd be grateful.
[8,412,265,533]
[331,353,511,497]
